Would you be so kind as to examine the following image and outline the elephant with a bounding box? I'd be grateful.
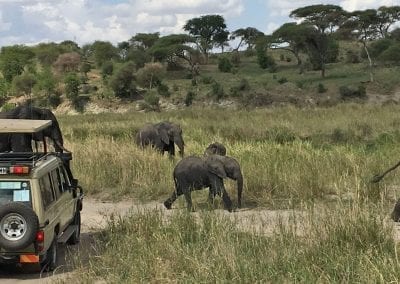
[204,142,227,156]
[136,121,184,157]
[163,154,243,212]
[391,199,400,222]
[0,105,68,153]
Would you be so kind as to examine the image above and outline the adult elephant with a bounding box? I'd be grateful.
[136,121,184,157]
[204,142,227,156]
[163,154,243,212]
[0,105,68,153]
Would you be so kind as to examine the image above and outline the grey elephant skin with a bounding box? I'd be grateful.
[0,105,67,152]
[136,121,184,157]
[164,154,243,212]
[204,142,227,156]
[391,199,400,222]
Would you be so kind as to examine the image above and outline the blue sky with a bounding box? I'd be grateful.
[0,0,398,48]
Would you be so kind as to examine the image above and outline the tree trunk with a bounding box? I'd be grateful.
[363,41,374,82]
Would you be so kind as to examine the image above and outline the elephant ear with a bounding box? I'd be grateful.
[158,128,170,144]
[205,156,227,179]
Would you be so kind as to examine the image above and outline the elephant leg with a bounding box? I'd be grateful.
[164,181,184,209]
[164,191,178,209]
[183,191,194,212]
[211,179,232,212]
[221,189,233,212]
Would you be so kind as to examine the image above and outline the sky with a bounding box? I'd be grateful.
[0,0,398,48]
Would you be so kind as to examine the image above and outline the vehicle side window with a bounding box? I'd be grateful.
[59,166,70,186]
[50,169,63,198]
[39,174,55,209]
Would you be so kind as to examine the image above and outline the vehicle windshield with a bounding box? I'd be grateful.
[0,181,31,206]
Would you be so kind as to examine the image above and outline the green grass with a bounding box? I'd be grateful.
[72,204,400,283]
[57,103,400,282]
[59,104,400,205]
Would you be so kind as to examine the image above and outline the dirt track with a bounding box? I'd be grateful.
[1,198,399,283]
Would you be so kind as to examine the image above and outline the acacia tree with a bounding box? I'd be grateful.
[183,14,228,63]
[290,4,345,34]
[230,27,264,51]
[272,23,311,70]
[376,6,400,38]
[289,5,344,77]
[129,33,160,49]
[150,34,198,75]
[342,9,380,82]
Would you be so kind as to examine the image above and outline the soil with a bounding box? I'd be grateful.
[0,198,399,283]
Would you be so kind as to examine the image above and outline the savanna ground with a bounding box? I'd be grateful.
[34,104,400,283]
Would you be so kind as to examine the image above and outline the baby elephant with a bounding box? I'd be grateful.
[204,142,227,156]
[136,121,184,157]
[164,154,243,212]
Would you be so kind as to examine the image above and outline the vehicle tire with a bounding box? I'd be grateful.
[0,202,39,251]
[44,237,58,271]
[67,211,80,245]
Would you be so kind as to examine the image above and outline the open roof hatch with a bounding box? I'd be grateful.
[0,119,52,133]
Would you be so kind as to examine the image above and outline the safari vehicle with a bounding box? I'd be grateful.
[0,119,83,271]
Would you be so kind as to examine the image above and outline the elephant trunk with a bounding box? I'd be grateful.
[236,173,243,208]
[174,136,185,157]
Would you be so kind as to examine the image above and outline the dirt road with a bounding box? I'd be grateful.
[0,198,399,283]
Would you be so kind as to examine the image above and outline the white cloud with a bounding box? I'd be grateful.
[340,0,399,11]
[0,0,244,47]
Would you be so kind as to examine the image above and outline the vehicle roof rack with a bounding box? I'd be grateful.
[0,152,72,167]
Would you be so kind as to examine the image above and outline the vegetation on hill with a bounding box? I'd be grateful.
[0,4,400,111]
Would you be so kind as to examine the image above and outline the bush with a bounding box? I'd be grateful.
[362,39,393,59]
[339,85,367,100]
[64,72,80,101]
[109,62,138,99]
[185,91,196,106]
[201,76,214,84]
[277,77,288,84]
[209,81,225,101]
[345,50,361,63]
[157,83,170,97]
[48,93,62,108]
[142,90,160,111]
[317,83,327,93]
[378,44,400,65]
[136,62,165,89]
[101,61,114,79]
[218,57,233,73]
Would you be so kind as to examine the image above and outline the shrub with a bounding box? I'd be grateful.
[48,93,62,108]
[209,81,225,101]
[317,83,327,93]
[12,72,37,96]
[185,91,196,106]
[201,76,214,84]
[109,62,138,99]
[345,50,360,64]
[101,61,114,79]
[142,90,160,111]
[362,38,393,59]
[339,85,367,100]
[277,77,288,84]
[230,52,241,66]
[378,44,400,65]
[157,83,170,97]
[136,62,165,89]
[218,57,233,73]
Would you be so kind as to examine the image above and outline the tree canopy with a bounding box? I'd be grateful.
[183,14,228,63]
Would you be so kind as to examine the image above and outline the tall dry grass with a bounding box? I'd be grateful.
[59,104,400,206]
